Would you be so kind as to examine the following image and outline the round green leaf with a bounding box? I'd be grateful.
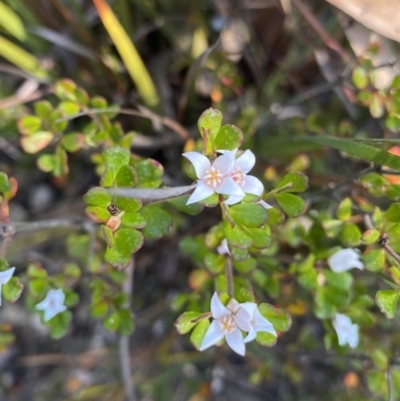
[352,66,368,89]
[198,108,222,155]
[190,319,210,350]
[103,146,131,180]
[223,221,253,249]
[83,187,111,207]
[0,172,11,193]
[376,289,399,319]
[103,311,120,331]
[131,158,163,188]
[213,124,243,151]
[61,133,84,152]
[175,311,203,334]
[340,223,362,246]
[336,197,352,221]
[385,203,400,223]
[85,206,110,222]
[204,253,225,274]
[21,131,53,154]
[37,154,56,173]
[115,196,142,213]
[115,164,137,188]
[114,228,144,255]
[3,277,23,303]
[276,172,308,193]
[276,193,305,217]
[258,303,291,332]
[256,331,277,347]
[230,203,268,228]
[48,311,72,339]
[18,115,42,135]
[141,206,172,240]
[34,100,53,120]
[120,212,147,228]
[55,79,77,100]
[362,249,385,272]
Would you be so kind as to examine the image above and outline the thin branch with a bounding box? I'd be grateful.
[108,185,196,203]
[0,218,86,234]
[119,257,137,401]
[388,363,394,401]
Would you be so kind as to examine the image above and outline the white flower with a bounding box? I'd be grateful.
[36,289,67,321]
[0,267,15,306]
[200,293,253,356]
[224,150,264,205]
[328,249,364,273]
[183,150,245,205]
[239,302,276,343]
[332,313,359,348]
[217,239,231,256]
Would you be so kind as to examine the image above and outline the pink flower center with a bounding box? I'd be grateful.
[229,167,245,187]
[218,315,236,333]
[204,167,223,188]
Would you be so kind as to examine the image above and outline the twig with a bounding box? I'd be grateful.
[119,256,137,401]
[55,107,189,140]
[291,0,351,61]
[225,256,234,298]
[388,363,394,401]
[108,185,196,203]
[0,218,86,234]
[364,215,400,266]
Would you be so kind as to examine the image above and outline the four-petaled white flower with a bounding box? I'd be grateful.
[0,267,15,306]
[328,248,364,273]
[200,293,253,356]
[332,313,359,348]
[224,150,264,205]
[36,289,67,321]
[217,238,231,256]
[239,302,276,343]
[183,149,245,205]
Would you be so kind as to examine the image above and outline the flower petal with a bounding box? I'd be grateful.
[0,267,15,285]
[199,320,224,351]
[224,194,245,205]
[254,309,276,336]
[348,324,359,348]
[182,152,210,178]
[328,249,364,273]
[213,149,237,175]
[234,150,255,174]
[217,239,231,255]
[243,327,257,343]
[258,200,272,209]
[210,292,231,319]
[186,181,214,205]
[225,329,245,356]
[242,175,264,196]
[216,177,245,197]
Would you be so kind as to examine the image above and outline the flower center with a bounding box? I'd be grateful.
[218,315,236,333]
[229,168,245,187]
[204,167,223,188]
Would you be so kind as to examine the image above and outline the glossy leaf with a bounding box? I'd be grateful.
[141,206,172,240]
[175,311,203,334]
[230,203,268,228]
[213,124,243,151]
[376,289,399,319]
[276,193,305,217]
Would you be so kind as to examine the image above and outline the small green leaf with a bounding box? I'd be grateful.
[84,187,111,207]
[385,203,400,223]
[131,158,163,188]
[103,311,120,331]
[3,277,23,303]
[61,133,84,152]
[141,206,172,240]
[322,219,343,238]
[267,208,284,225]
[48,311,72,339]
[115,165,137,188]
[337,198,352,220]
[63,263,81,279]
[55,79,77,101]
[230,203,268,228]
[229,246,249,261]
[190,319,210,350]
[245,226,271,249]
[120,212,146,229]
[362,249,385,272]
[0,173,11,193]
[369,94,384,118]
[59,101,80,116]
[363,229,381,245]
[103,147,130,181]
[233,257,256,273]
[376,289,399,319]
[18,115,42,135]
[258,303,291,332]
[204,253,225,274]
[235,287,255,303]
[213,124,243,151]
[37,154,56,173]
[34,100,53,120]
[85,206,110,222]
[223,221,253,249]
[276,193,305,217]
[352,66,368,89]
[114,228,143,254]
[115,196,142,213]
[118,308,134,335]
[21,131,53,154]
[276,172,308,193]
[91,300,108,318]
[256,331,277,347]
[175,311,203,334]
[198,108,222,155]
[340,223,362,246]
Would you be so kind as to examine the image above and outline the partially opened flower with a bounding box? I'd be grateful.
[332,313,359,348]
[328,249,364,273]
[183,149,245,205]
[239,302,276,343]
[217,239,231,256]
[199,292,252,356]
[36,289,67,321]
[225,150,264,205]
[0,267,15,306]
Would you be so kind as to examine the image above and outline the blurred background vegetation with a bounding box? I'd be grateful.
[1,0,400,400]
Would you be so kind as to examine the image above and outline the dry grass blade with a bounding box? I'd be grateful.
[92,0,160,108]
